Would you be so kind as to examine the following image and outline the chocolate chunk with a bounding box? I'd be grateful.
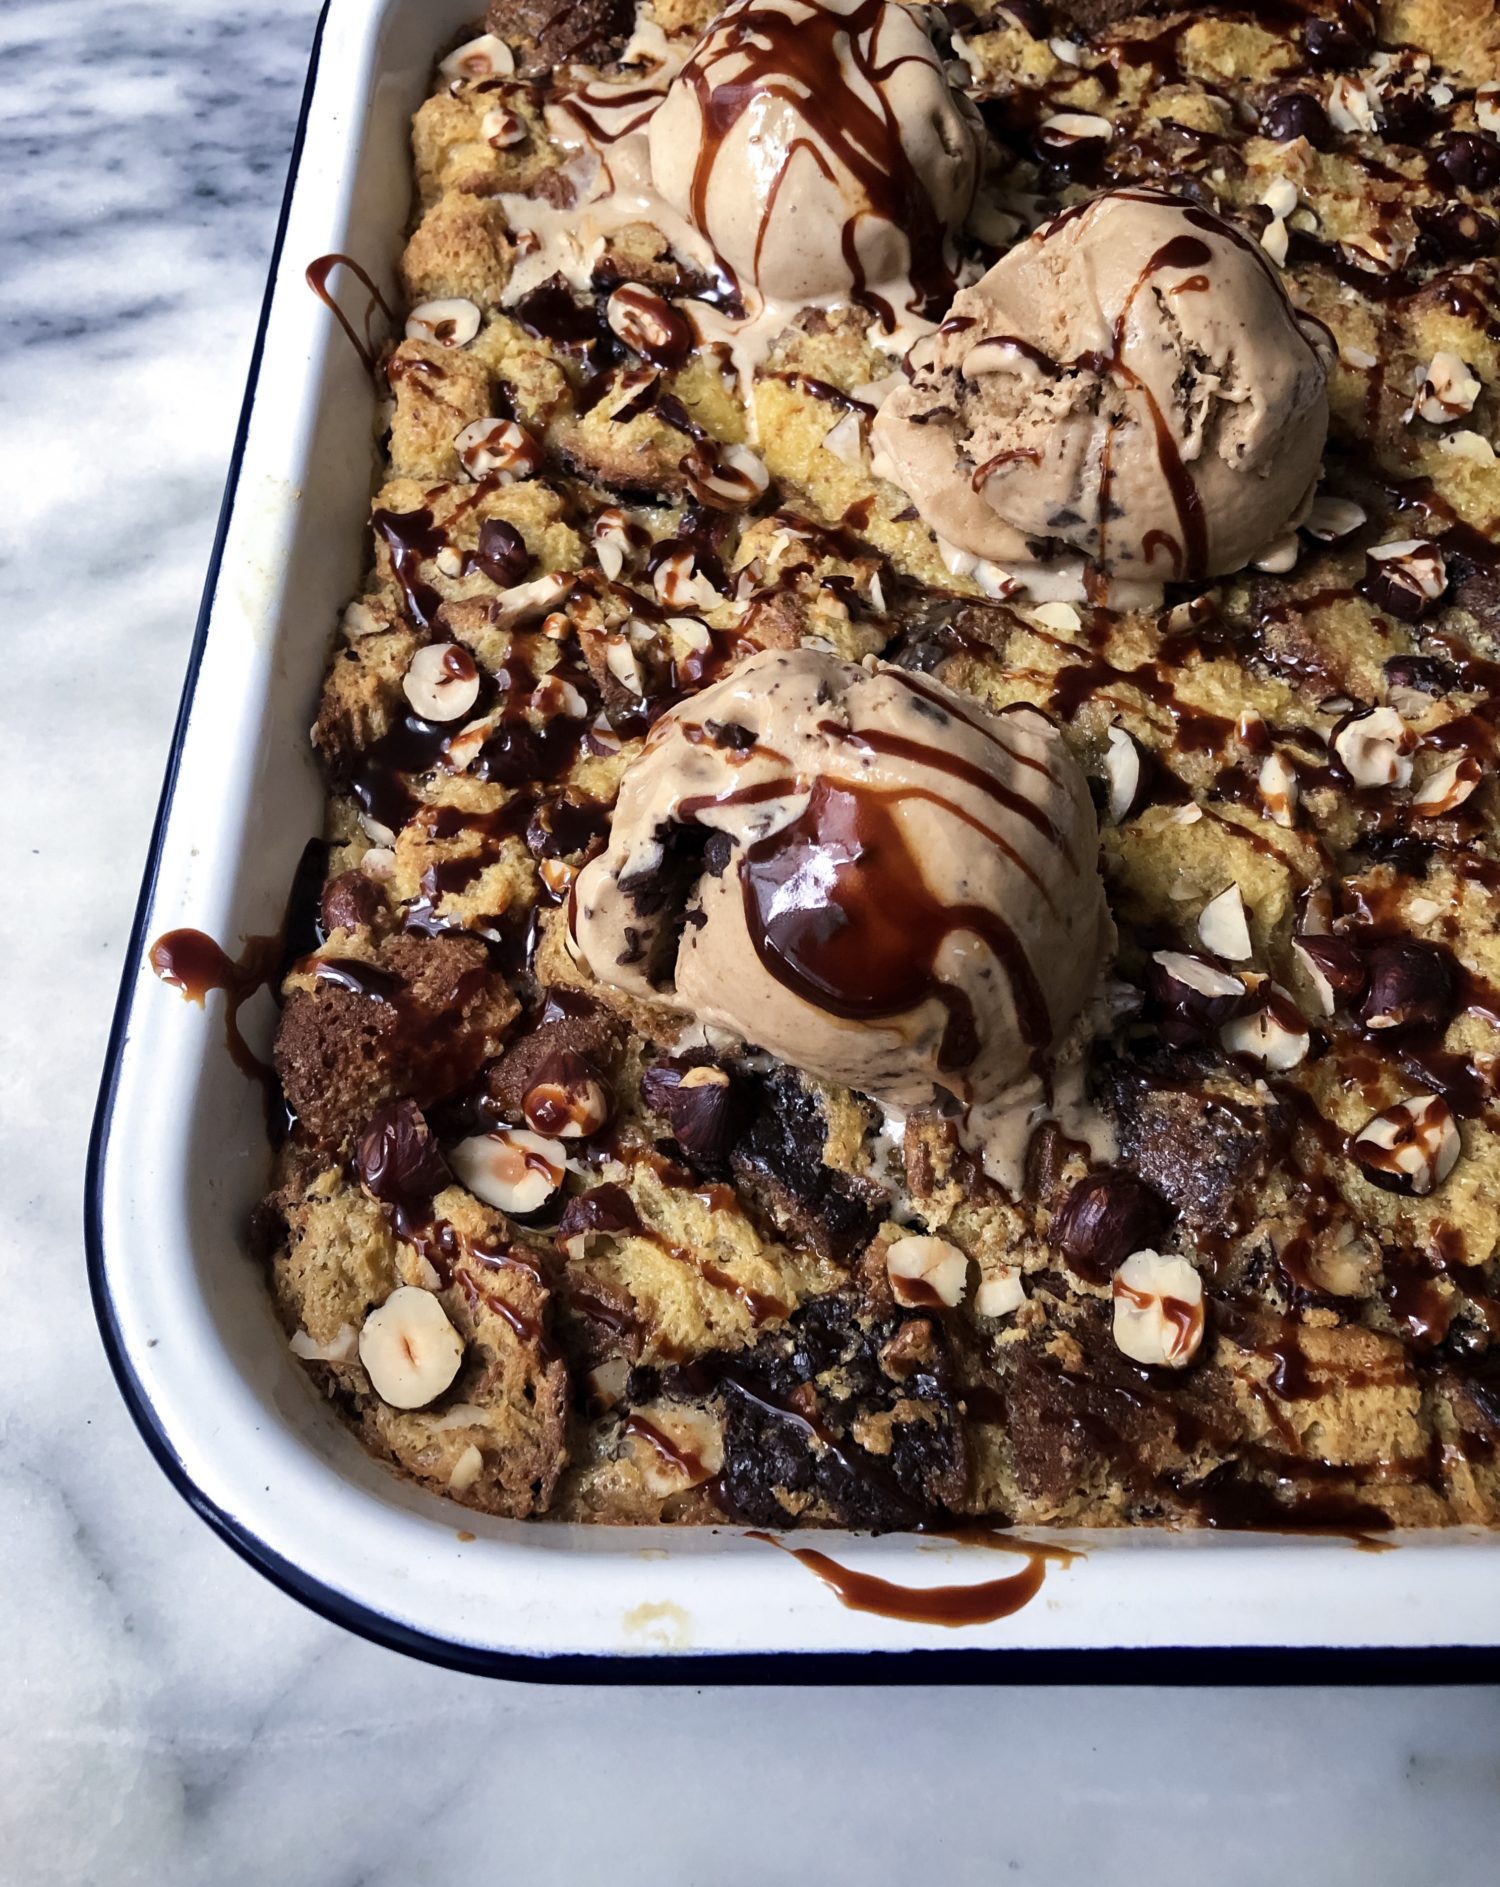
[474,517,530,587]
[611,818,733,987]
[1051,1170,1174,1285]
[1433,133,1500,193]
[355,1099,450,1209]
[1259,91,1329,147]
[320,869,384,936]
[1383,653,1459,697]
[1094,1050,1290,1245]
[704,719,757,751]
[730,1071,881,1261]
[1352,831,1432,875]
[673,1294,967,1530]
[556,1181,642,1247]
[525,791,610,861]
[471,719,551,786]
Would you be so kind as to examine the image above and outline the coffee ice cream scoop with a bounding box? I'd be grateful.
[647,0,979,314]
[872,189,1332,604]
[570,649,1111,1120]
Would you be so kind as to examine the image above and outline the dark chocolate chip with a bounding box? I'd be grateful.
[355,1099,450,1209]
[1259,90,1328,147]
[475,517,530,587]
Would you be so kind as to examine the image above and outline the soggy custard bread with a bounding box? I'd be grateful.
[257,0,1500,1532]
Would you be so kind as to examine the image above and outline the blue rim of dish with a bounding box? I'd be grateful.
[84,0,1499,1687]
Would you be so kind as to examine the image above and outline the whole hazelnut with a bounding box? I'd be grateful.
[1358,939,1459,1037]
[641,1060,743,1164]
[320,869,384,935]
[1051,1171,1173,1285]
[522,1049,612,1138]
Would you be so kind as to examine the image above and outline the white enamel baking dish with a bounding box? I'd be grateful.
[88,0,1500,1679]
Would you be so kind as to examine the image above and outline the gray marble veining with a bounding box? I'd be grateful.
[1,6,1497,1884]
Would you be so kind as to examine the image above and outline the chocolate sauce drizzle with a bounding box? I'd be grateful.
[305,253,394,377]
[740,778,1052,1077]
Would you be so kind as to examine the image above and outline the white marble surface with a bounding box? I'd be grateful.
[2,4,1498,1882]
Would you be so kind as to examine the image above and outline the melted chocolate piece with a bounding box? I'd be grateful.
[355,1098,452,1209]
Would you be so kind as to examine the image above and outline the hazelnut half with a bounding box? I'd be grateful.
[403,642,481,723]
[1111,1250,1205,1369]
[406,298,481,348]
[358,1287,464,1409]
[439,33,515,83]
[522,1050,612,1139]
[1351,1093,1460,1195]
[1198,885,1253,961]
[450,1127,568,1216]
[453,416,542,483]
[1412,753,1482,817]
[1220,988,1310,1071]
[1363,541,1448,623]
[885,1235,970,1309]
[1331,705,1415,788]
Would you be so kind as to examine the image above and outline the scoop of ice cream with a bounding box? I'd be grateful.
[647,0,979,312]
[872,189,1332,603]
[570,648,1111,1117]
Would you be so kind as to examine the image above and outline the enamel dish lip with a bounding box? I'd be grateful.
[86,0,1500,1682]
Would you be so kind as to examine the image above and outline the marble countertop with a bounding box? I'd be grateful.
[2,4,1496,1881]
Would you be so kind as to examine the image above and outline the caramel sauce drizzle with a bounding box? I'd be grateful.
[149,929,281,1085]
[748,1529,1075,1626]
